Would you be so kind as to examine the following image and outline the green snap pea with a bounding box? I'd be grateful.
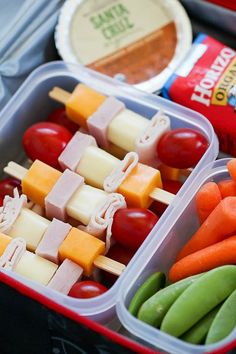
[206,289,236,344]
[137,273,202,327]
[181,304,221,344]
[161,265,236,338]
[128,272,165,317]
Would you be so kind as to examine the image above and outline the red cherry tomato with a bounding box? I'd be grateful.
[151,180,183,216]
[68,281,108,299]
[23,122,72,169]
[0,178,22,199]
[112,208,159,251]
[47,108,78,134]
[157,128,209,169]
[0,195,3,206]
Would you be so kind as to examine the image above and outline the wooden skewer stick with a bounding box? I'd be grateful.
[4,162,175,205]
[49,87,70,105]
[4,162,28,181]
[150,188,175,205]
[94,255,125,276]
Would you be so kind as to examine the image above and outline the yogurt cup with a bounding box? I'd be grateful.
[55,0,192,93]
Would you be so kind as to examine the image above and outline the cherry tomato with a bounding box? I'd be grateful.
[23,122,72,169]
[151,180,183,216]
[0,195,3,206]
[112,208,159,251]
[47,108,78,134]
[157,128,209,169]
[68,280,108,299]
[0,178,22,198]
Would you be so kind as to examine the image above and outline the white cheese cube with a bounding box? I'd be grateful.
[76,146,119,189]
[14,251,58,286]
[8,208,50,252]
[66,185,108,225]
[107,109,149,151]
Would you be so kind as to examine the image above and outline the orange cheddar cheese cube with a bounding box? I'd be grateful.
[118,163,162,208]
[66,84,106,128]
[58,227,105,276]
[22,160,61,207]
[0,233,11,256]
[159,164,180,181]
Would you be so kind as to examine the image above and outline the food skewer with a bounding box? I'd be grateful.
[0,234,123,294]
[4,161,127,247]
[4,161,175,210]
[0,191,126,281]
[57,130,175,208]
[49,84,171,167]
[49,84,208,172]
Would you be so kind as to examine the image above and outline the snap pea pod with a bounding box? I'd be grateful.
[128,272,165,317]
[206,289,236,344]
[138,273,202,327]
[181,304,221,344]
[161,265,236,338]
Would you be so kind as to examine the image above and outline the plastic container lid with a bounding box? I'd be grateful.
[55,0,192,93]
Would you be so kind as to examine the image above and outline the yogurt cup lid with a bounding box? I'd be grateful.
[55,0,192,93]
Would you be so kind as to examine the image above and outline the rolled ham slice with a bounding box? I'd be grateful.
[47,258,83,295]
[35,218,71,264]
[103,152,138,193]
[45,169,84,221]
[135,110,170,167]
[0,189,27,233]
[79,193,126,253]
[58,131,97,171]
[87,96,125,149]
[0,237,26,270]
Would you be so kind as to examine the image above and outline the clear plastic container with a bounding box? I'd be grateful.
[0,61,218,326]
[117,158,236,353]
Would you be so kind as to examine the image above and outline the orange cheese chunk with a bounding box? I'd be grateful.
[22,160,61,207]
[0,233,12,256]
[58,228,105,276]
[158,164,180,181]
[118,163,162,208]
[66,84,106,128]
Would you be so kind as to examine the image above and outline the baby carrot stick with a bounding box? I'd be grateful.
[176,197,236,260]
[217,179,236,198]
[195,182,222,224]
[227,159,236,181]
[169,236,236,282]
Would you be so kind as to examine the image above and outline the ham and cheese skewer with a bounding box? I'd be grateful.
[0,236,59,286]
[0,193,125,292]
[0,234,123,294]
[49,84,170,166]
[58,131,175,207]
[0,235,82,293]
[5,156,174,213]
[4,161,126,243]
